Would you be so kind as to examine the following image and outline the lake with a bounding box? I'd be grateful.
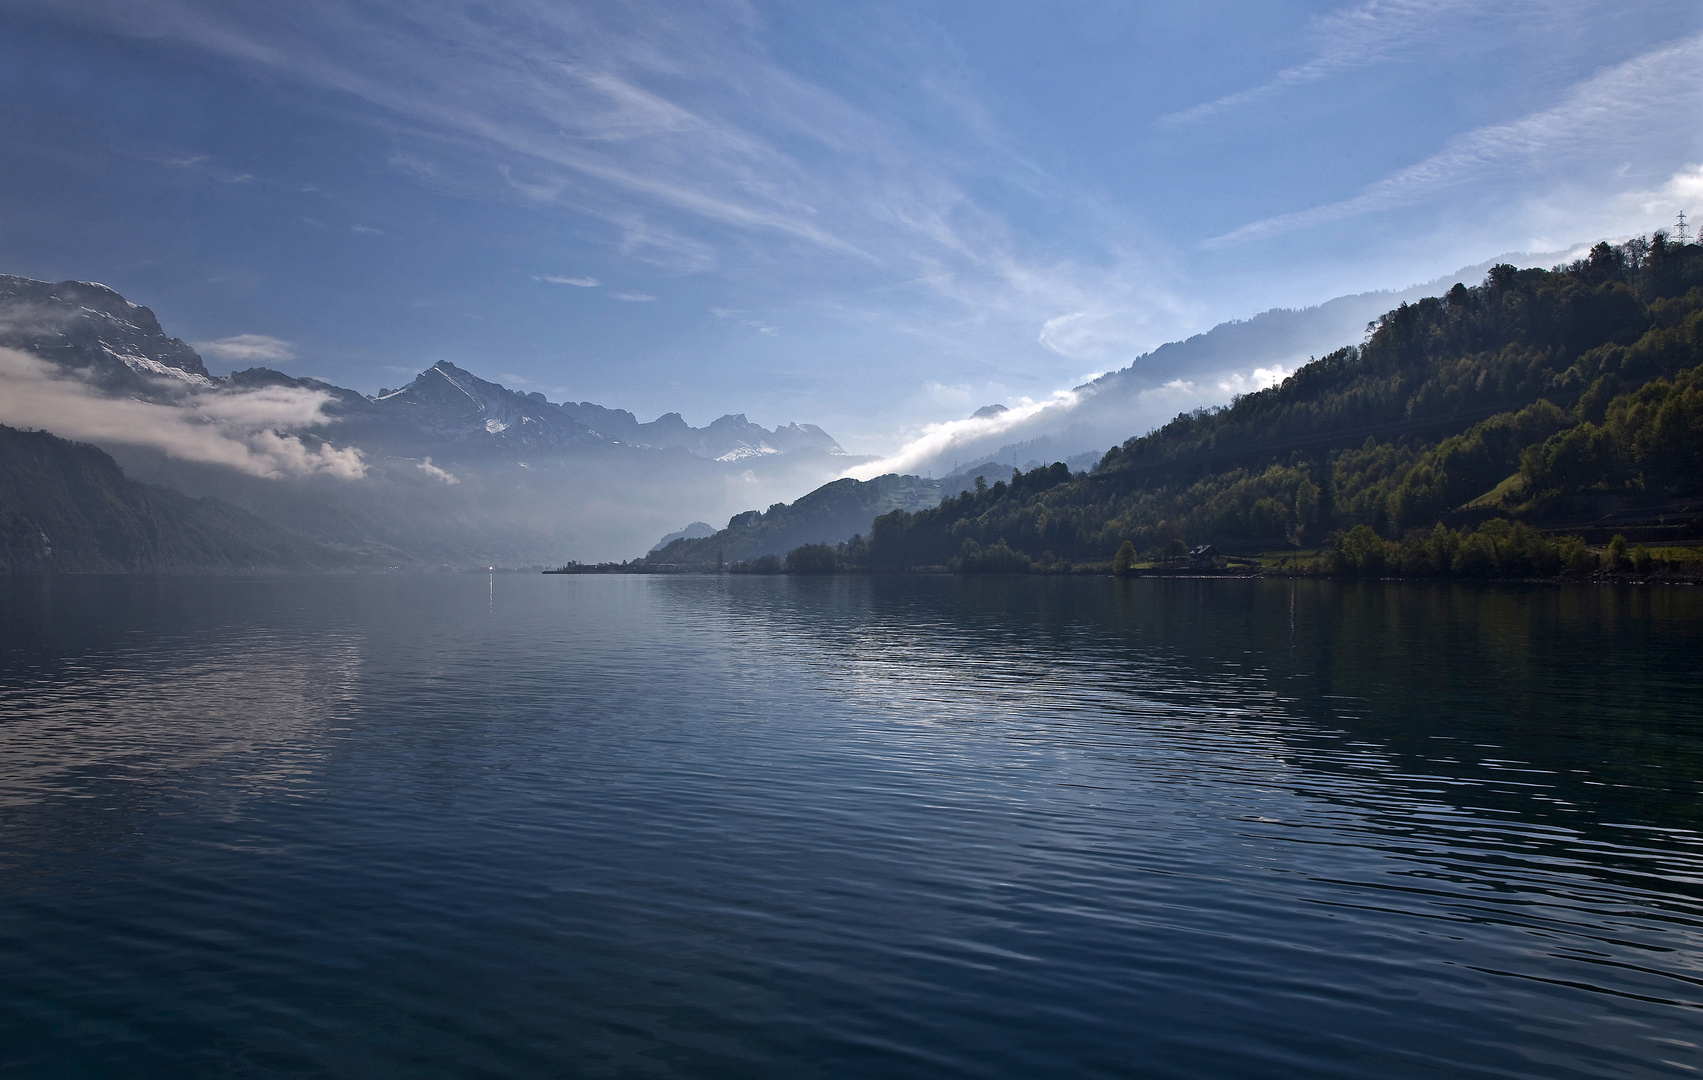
[1,574,1700,1078]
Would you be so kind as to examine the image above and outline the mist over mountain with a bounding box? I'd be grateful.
[0,424,359,572]
[651,233,1703,580]
[889,251,1593,479]
[0,274,862,565]
[858,236,1703,573]
[650,522,716,552]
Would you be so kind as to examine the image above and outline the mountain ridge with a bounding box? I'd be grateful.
[0,423,366,572]
[0,273,860,563]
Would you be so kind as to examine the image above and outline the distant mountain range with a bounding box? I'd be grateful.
[227,359,845,463]
[0,273,860,565]
[0,272,847,463]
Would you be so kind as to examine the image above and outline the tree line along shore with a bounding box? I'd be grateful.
[552,523,1702,582]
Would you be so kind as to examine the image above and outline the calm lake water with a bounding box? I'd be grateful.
[1,574,1700,1078]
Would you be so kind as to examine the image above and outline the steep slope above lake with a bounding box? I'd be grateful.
[0,425,363,572]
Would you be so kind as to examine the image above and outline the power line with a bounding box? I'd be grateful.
[1679,210,1691,246]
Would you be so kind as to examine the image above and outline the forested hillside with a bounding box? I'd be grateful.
[0,425,362,572]
[860,233,1702,571]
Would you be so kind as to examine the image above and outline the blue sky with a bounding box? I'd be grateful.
[1,0,1698,452]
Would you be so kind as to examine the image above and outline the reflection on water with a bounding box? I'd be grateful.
[0,574,1699,1078]
[1,578,364,880]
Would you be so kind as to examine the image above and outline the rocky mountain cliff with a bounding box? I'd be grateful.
[0,275,214,393]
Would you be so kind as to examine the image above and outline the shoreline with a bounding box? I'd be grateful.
[542,564,1702,585]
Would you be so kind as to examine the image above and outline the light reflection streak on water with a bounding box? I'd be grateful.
[0,632,363,809]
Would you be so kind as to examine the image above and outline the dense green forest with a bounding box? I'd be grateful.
[794,233,1701,577]
[0,425,359,572]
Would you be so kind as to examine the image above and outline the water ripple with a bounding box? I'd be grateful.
[1,574,1700,1078]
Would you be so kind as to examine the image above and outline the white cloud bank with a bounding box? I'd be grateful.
[841,361,1294,481]
[0,348,366,479]
[1617,162,1703,223]
[842,385,1090,481]
[193,333,297,363]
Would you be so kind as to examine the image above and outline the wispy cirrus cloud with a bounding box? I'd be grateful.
[1207,34,1703,247]
[193,333,296,363]
[1161,0,1559,126]
[711,307,779,336]
[31,1,867,253]
[20,0,1690,460]
[20,0,1191,393]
